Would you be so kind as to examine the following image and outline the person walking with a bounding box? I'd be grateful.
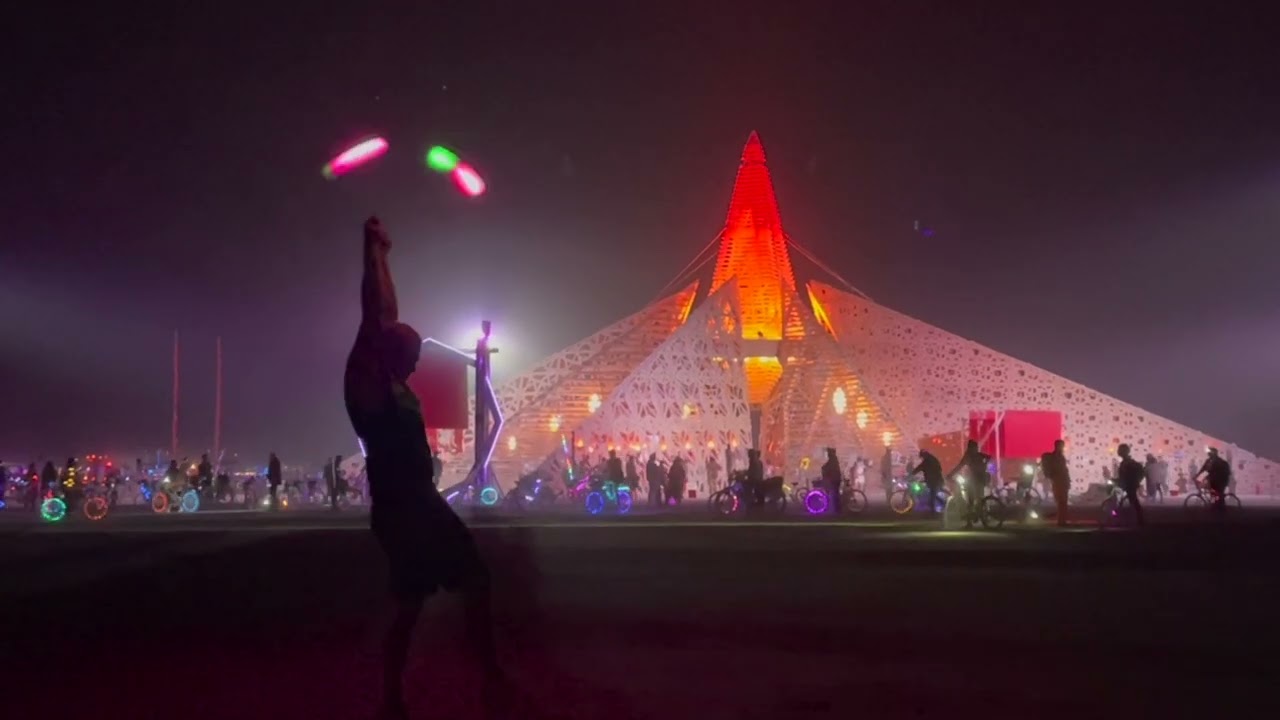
[266,452,282,510]
[1115,444,1146,526]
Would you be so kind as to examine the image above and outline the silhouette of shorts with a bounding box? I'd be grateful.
[371,500,484,597]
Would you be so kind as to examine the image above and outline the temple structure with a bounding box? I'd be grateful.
[430,132,1278,497]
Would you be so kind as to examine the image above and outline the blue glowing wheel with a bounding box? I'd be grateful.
[616,488,633,515]
[584,491,605,515]
[479,487,499,506]
[41,497,67,523]
[803,489,828,515]
[180,490,200,513]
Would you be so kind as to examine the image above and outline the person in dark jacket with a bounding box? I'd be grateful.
[646,454,663,506]
[821,448,842,514]
[1115,444,1146,526]
[667,456,687,505]
[624,455,640,491]
[948,440,991,526]
[907,449,945,516]
[267,452,282,510]
[746,449,765,506]
[1041,440,1072,526]
[1195,447,1232,511]
[605,450,625,486]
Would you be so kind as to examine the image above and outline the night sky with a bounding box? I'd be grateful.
[3,2,1278,467]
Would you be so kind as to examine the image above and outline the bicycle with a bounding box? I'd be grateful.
[802,479,869,515]
[888,478,951,515]
[1183,480,1240,513]
[950,476,1005,529]
[710,473,787,516]
[1099,481,1138,527]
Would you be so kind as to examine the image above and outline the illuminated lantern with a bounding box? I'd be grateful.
[548,415,561,432]
[832,387,847,415]
[506,436,518,452]
[882,431,893,447]
[587,393,602,414]
[856,410,869,430]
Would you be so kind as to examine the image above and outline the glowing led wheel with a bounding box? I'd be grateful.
[616,488,633,515]
[152,492,171,513]
[479,487,499,507]
[584,491,605,516]
[84,496,109,521]
[803,489,828,515]
[889,489,914,515]
[180,490,200,513]
[41,497,67,523]
[709,490,737,516]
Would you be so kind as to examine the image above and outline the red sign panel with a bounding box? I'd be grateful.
[407,345,469,430]
[968,410,1063,459]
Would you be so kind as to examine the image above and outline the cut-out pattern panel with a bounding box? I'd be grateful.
[811,281,1279,494]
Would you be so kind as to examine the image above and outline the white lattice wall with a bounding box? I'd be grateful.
[434,284,698,491]
[810,281,1280,495]
[555,280,753,496]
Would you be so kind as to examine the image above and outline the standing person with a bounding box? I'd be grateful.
[667,456,687,506]
[25,462,39,510]
[646,454,663,506]
[61,457,81,513]
[604,449,624,486]
[1144,454,1166,500]
[879,446,895,505]
[705,452,722,494]
[267,452,282,510]
[1115,444,1146,526]
[1041,440,1072,526]
[624,454,640,491]
[746,449,765,507]
[343,217,503,719]
[906,449,945,517]
[197,453,213,495]
[330,454,346,510]
[430,450,443,488]
[821,448,842,514]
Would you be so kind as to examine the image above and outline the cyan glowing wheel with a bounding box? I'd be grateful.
[616,488,633,515]
[479,487,499,506]
[152,492,170,513]
[603,481,618,502]
[180,490,200,513]
[84,496,109,521]
[803,489,828,515]
[584,491,605,515]
[41,497,67,522]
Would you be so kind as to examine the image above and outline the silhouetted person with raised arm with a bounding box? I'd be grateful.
[907,449,945,517]
[343,217,503,719]
[1041,440,1072,526]
[1115,444,1146,526]
[821,447,842,514]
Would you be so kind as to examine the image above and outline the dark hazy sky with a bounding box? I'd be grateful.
[3,2,1278,466]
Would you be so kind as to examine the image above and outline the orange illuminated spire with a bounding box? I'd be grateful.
[709,131,797,341]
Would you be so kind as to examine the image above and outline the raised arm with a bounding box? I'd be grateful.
[360,216,398,335]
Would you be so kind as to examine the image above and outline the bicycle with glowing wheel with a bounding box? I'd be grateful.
[946,474,1005,529]
[887,477,950,516]
[711,472,787,516]
[151,481,202,514]
[583,479,633,516]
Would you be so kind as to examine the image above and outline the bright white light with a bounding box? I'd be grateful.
[1029,510,1040,520]
[587,393,602,414]
[548,415,561,432]
[855,409,868,430]
[1023,464,1034,475]
[682,403,693,418]
[506,436,518,452]
[881,431,893,447]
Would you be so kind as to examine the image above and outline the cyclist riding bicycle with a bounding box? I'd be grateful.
[906,449,945,517]
[948,440,991,526]
[1195,447,1231,511]
[820,448,842,514]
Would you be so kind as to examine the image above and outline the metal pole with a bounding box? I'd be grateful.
[214,336,222,461]
[171,331,180,461]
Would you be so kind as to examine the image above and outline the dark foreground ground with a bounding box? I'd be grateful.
[2,506,1277,719]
